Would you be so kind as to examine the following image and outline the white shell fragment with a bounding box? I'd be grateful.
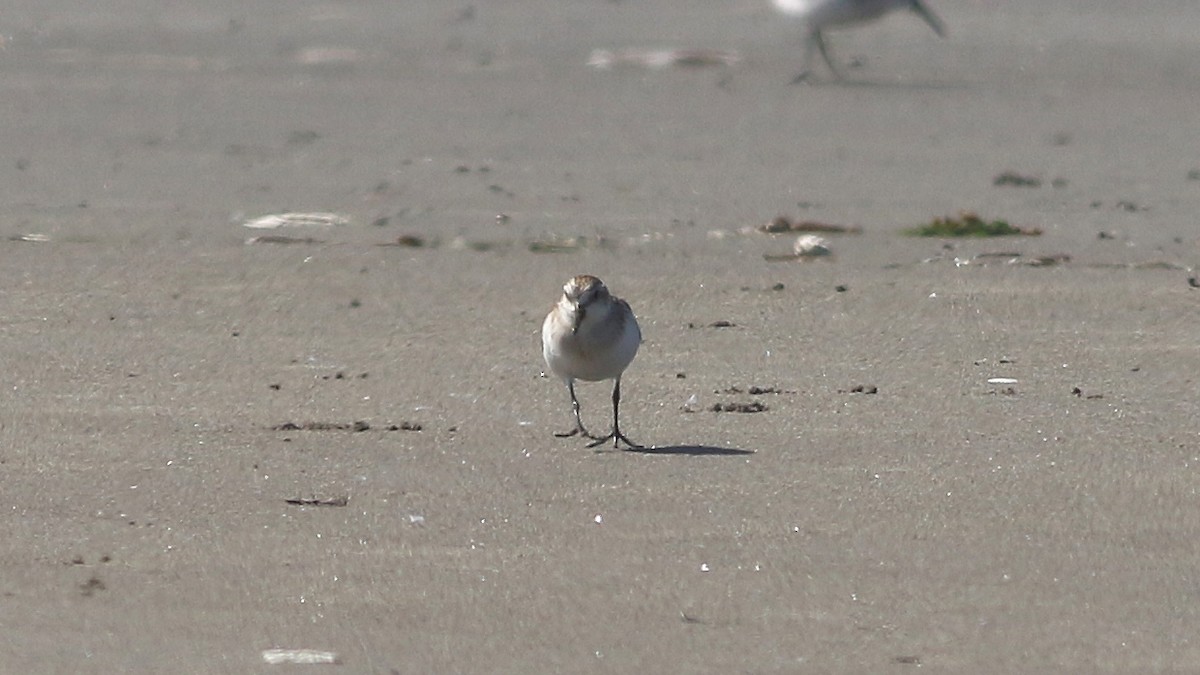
[9,233,50,242]
[588,48,739,70]
[793,234,832,257]
[244,235,323,245]
[261,649,340,665]
[243,212,350,229]
[987,378,1019,385]
[681,393,700,412]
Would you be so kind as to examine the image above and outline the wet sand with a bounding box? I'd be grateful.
[3,1,1200,671]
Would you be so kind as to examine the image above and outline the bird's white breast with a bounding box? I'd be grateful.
[771,0,817,17]
[542,300,639,383]
[772,0,901,26]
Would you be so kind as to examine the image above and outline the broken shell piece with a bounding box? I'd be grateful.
[794,234,831,257]
[245,235,323,245]
[987,378,1018,385]
[681,393,700,412]
[588,48,739,70]
[9,233,50,242]
[261,649,340,665]
[243,212,350,229]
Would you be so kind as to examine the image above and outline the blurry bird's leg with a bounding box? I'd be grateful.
[814,30,845,80]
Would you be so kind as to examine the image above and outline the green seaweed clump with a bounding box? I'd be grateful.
[905,211,1039,238]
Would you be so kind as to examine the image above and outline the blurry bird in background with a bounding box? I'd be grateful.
[772,0,947,82]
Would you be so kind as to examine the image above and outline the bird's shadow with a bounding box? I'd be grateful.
[597,444,755,456]
[812,77,969,92]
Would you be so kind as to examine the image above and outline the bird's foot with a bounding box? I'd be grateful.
[586,428,644,450]
[790,70,813,85]
[554,426,606,441]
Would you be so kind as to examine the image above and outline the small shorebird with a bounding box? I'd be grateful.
[772,0,946,81]
[542,275,642,449]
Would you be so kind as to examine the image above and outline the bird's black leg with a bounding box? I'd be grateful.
[555,379,603,440]
[791,30,819,83]
[587,377,643,450]
[814,30,844,80]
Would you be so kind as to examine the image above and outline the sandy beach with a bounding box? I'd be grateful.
[3,1,1200,671]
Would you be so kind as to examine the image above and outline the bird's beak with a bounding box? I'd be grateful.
[911,0,946,37]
